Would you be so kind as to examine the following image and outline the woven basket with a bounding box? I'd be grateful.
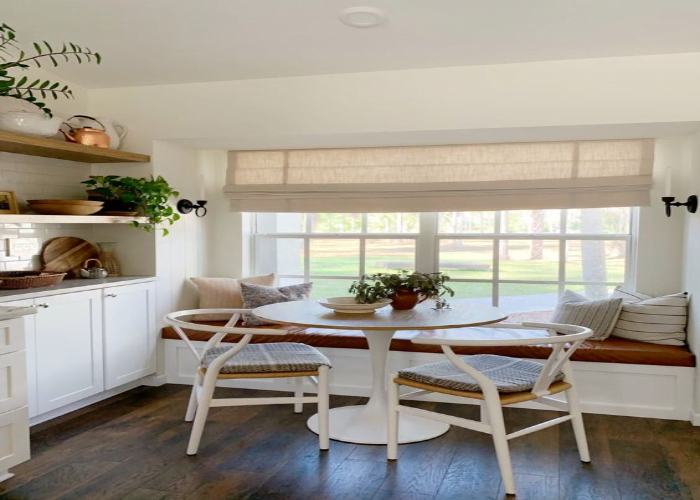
[0,271,67,289]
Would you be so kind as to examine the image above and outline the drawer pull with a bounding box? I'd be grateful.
[36,303,49,309]
[106,293,117,298]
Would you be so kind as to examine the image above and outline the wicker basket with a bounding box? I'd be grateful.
[0,271,67,289]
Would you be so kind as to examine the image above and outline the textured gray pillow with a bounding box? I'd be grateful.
[550,290,623,340]
[240,282,313,326]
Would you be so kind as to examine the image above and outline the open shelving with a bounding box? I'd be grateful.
[0,214,147,224]
[0,130,150,163]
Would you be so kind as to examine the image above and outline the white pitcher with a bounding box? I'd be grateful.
[96,117,128,150]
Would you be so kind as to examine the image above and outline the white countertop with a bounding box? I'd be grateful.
[0,276,157,302]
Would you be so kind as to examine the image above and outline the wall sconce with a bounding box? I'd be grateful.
[662,166,697,217]
[662,195,698,217]
[177,199,208,217]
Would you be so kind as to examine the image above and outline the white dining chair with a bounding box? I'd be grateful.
[164,308,331,456]
[387,322,593,496]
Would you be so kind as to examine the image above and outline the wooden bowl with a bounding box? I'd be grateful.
[28,203,103,216]
[28,199,103,207]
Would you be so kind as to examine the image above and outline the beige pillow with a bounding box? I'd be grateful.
[190,274,276,320]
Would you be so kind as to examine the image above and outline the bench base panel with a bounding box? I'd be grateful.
[164,340,695,422]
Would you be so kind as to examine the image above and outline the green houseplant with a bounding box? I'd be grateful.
[82,175,180,235]
[349,270,454,310]
[0,23,101,116]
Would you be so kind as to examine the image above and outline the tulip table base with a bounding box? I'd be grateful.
[306,329,450,445]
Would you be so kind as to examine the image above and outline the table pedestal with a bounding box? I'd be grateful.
[307,329,450,445]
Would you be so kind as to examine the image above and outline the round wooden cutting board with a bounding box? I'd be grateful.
[42,237,99,278]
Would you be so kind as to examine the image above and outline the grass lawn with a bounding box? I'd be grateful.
[279,239,624,300]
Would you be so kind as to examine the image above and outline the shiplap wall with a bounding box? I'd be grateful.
[0,152,93,271]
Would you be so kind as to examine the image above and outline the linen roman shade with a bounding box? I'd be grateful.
[224,139,654,212]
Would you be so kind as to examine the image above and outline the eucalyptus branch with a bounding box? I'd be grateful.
[0,23,101,116]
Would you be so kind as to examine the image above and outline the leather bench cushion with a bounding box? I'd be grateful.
[161,322,696,368]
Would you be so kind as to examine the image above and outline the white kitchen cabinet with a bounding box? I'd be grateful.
[1,301,37,417]
[34,290,103,415]
[0,317,30,482]
[0,406,30,481]
[102,281,156,390]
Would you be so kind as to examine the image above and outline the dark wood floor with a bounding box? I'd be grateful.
[1,384,699,500]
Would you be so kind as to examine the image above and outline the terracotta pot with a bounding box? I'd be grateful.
[388,288,426,310]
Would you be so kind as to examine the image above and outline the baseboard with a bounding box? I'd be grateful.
[140,374,167,387]
[691,412,700,426]
[29,378,149,426]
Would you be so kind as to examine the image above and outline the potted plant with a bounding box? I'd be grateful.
[349,270,454,310]
[82,175,180,235]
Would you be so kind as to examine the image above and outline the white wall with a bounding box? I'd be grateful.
[84,51,700,316]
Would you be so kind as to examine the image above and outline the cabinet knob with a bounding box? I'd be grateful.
[36,303,49,309]
[106,293,117,298]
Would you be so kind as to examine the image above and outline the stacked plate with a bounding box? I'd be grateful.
[317,297,392,314]
[27,199,104,216]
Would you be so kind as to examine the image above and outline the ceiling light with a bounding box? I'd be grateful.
[339,7,387,28]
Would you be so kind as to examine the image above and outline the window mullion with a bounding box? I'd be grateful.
[417,212,438,273]
[558,210,567,296]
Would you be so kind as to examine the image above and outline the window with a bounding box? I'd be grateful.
[253,208,634,316]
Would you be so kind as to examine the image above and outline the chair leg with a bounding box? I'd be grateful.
[480,400,490,425]
[317,366,330,450]
[294,376,304,414]
[566,386,590,462]
[485,396,516,495]
[387,373,399,460]
[185,371,202,422]
[186,371,217,456]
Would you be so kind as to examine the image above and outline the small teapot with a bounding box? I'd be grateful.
[61,115,111,148]
[79,259,109,279]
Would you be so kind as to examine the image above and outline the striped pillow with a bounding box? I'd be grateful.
[611,287,688,345]
[551,290,623,340]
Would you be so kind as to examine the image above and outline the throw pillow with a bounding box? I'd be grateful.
[240,282,313,326]
[550,290,623,340]
[611,287,688,345]
[190,274,276,320]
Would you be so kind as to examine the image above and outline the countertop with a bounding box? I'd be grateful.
[0,276,157,302]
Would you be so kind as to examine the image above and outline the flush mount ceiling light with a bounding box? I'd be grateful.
[339,7,387,28]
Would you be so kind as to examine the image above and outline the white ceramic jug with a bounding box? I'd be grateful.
[96,117,128,150]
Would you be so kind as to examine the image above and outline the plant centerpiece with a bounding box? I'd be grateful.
[82,175,180,235]
[349,270,454,310]
[0,23,101,116]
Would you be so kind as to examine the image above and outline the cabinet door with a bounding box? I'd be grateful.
[34,291,103,414]
[1,301,36,417]
[103,282,156,390]
[0,406,30,473]
[0,351,27,414]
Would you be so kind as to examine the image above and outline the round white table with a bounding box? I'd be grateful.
[252,299,507,445]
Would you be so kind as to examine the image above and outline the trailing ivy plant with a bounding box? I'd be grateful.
[0,23,101,116]
[82,175,180,236]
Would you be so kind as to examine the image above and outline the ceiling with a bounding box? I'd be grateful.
[4,0,700,88]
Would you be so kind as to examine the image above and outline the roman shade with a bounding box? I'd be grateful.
[224,139,654,212]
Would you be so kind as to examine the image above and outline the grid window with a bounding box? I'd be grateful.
[253,208,634,315]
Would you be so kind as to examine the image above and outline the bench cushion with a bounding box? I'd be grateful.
[161,322,696,368]
[398,354,565,393]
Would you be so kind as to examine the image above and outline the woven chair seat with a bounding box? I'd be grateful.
[202,342,331,374]
[397,354,564,393]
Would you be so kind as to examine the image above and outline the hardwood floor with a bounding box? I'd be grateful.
[1,384,699,500]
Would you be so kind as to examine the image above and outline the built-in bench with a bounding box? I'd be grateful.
[162,322,697,422]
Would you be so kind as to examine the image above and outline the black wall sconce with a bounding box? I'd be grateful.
[177,199,208,217]
[662,195,698,217]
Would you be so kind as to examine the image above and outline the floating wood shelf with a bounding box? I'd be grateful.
[0,130,150,163]
[0,215,147,224]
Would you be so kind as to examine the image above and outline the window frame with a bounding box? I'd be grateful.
[251,209,637,309]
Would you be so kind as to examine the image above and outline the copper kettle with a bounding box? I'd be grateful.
[61,115,111,148]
